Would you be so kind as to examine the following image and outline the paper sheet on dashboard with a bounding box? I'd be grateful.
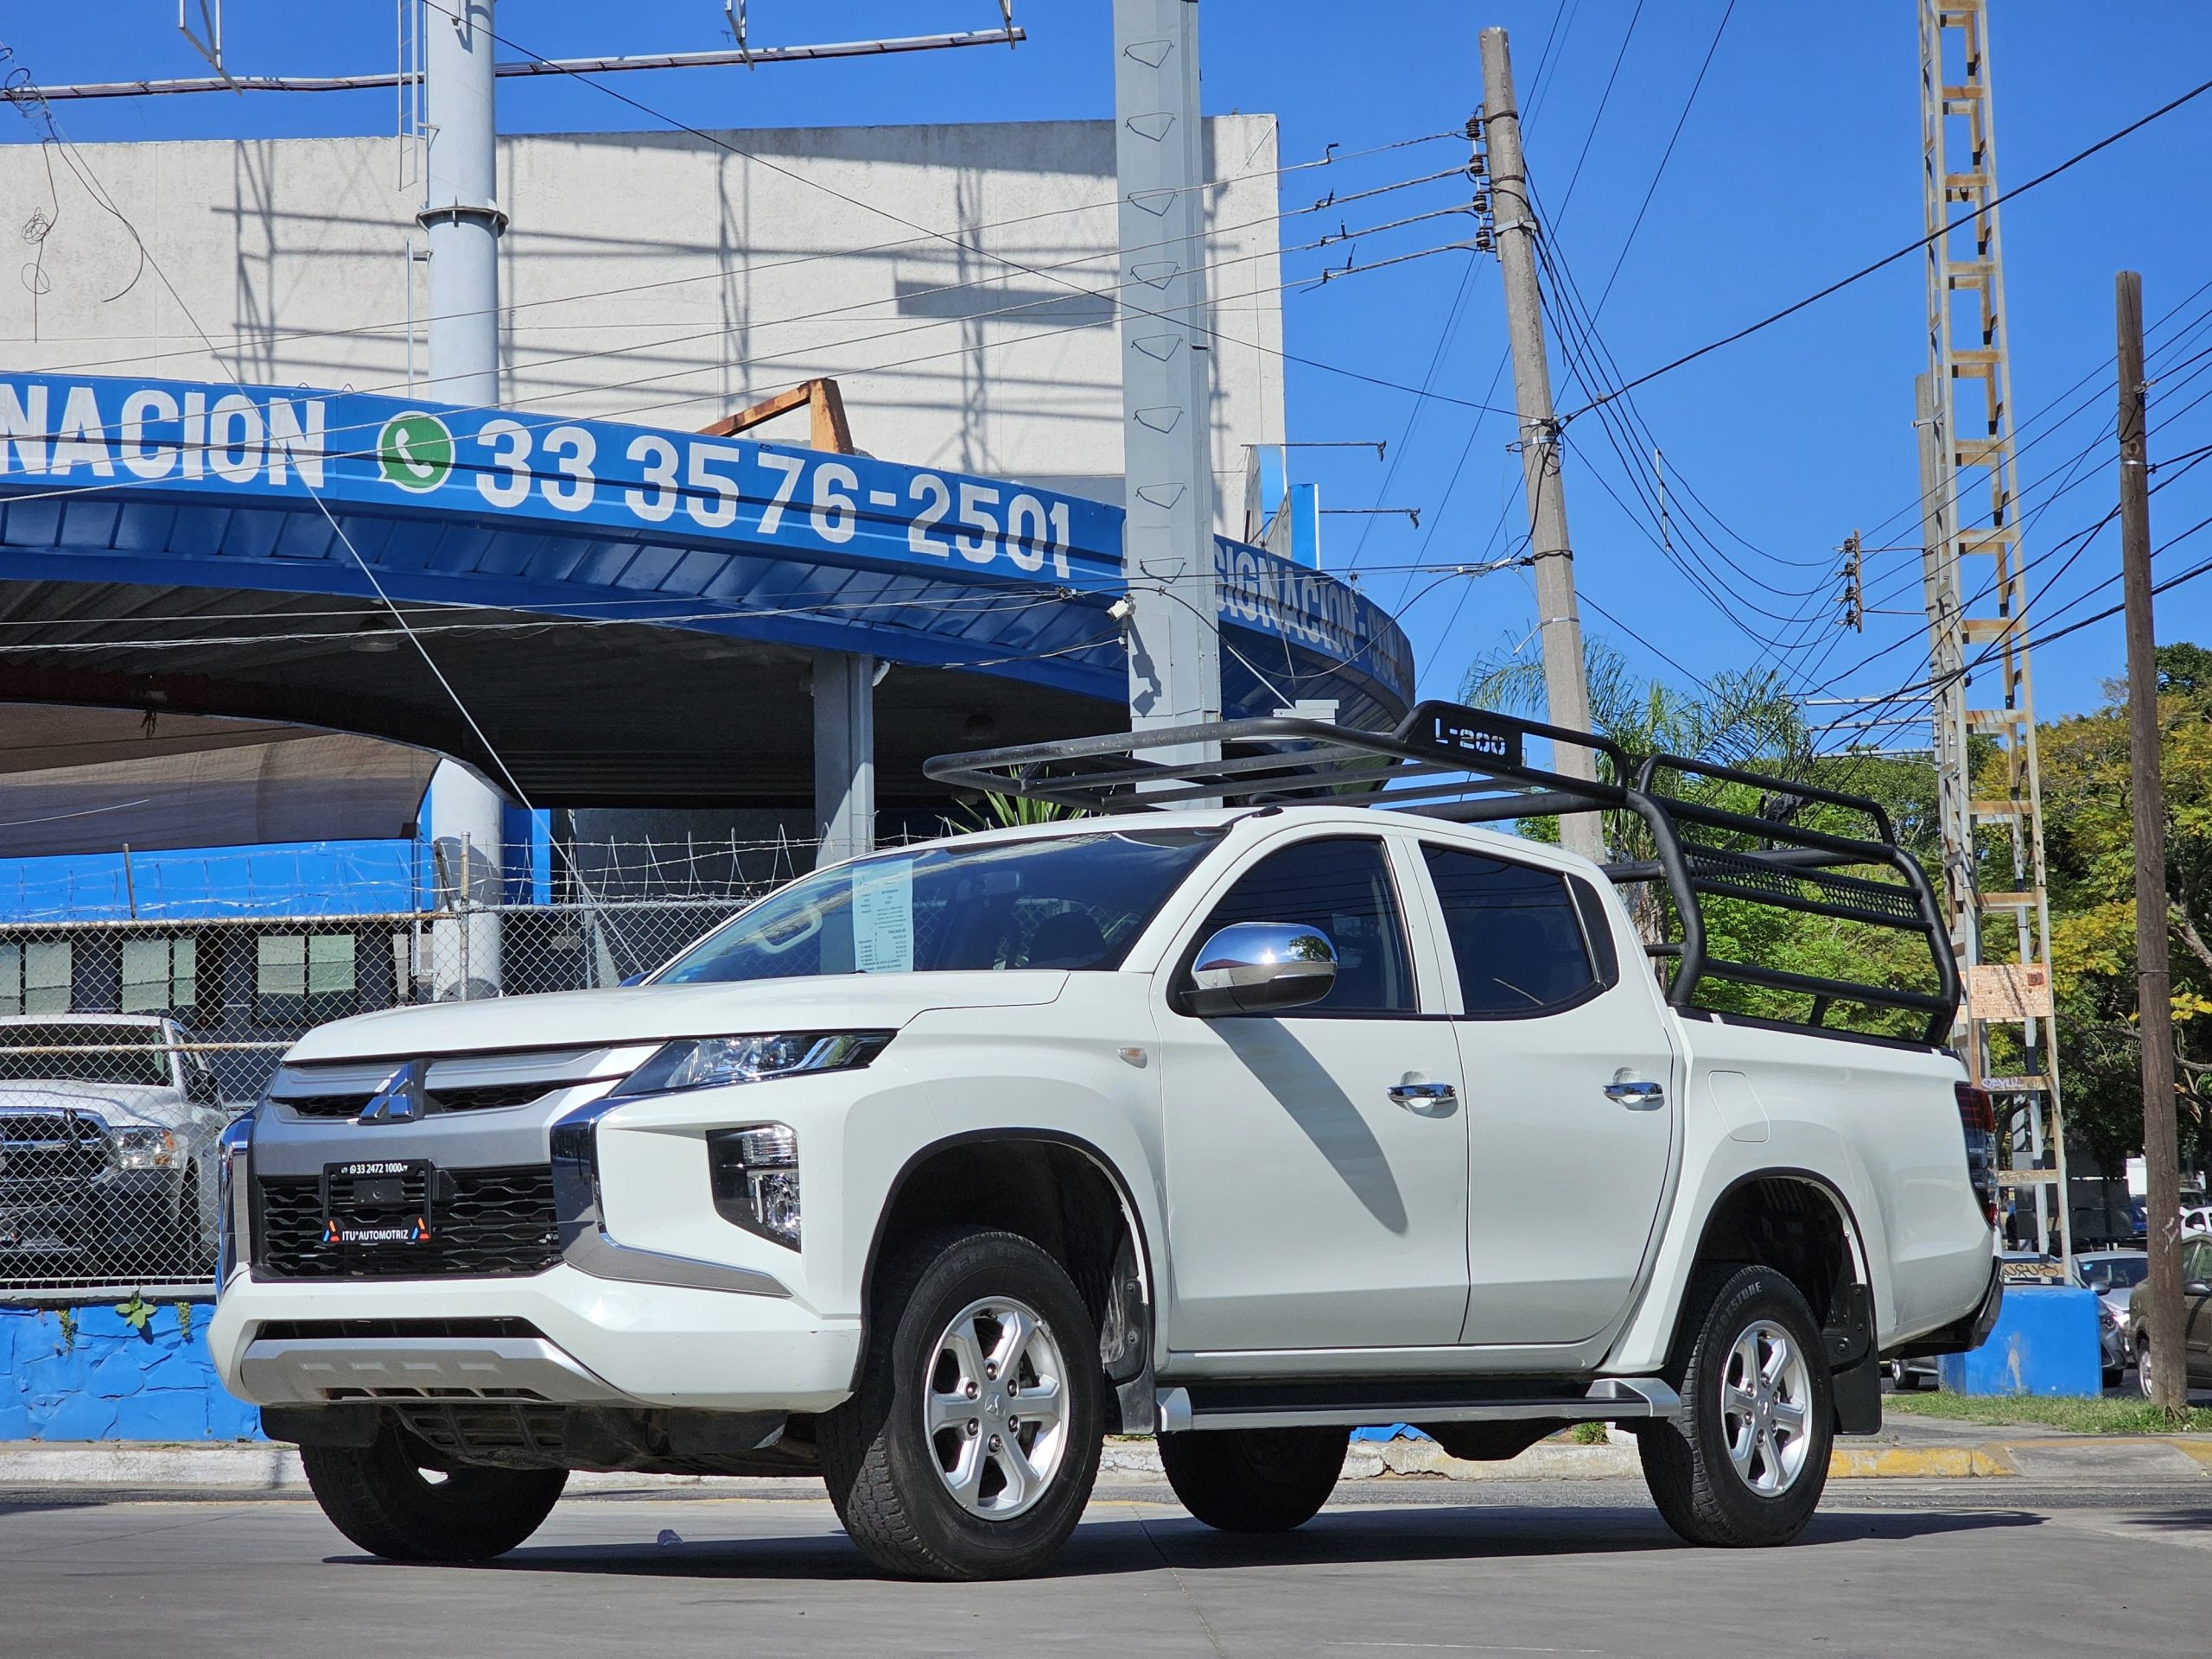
[851,856,915,973]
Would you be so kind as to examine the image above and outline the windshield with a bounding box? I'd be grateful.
[2075,1255,2148,1293]
[0,1022,172,1088]
[657,829,1219,985]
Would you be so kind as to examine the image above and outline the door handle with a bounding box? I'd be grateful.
[1389,1080,1458,1113]
[1605,1078,1666,1109]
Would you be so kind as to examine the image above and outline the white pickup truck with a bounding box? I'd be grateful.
[209,705,2001,1580]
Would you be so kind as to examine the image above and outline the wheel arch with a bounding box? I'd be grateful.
[854,1128,1157,1422]
[1681,1166,1874,1336]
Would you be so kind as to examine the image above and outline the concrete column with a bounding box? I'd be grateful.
[1113,0,1222,753]
[426,760,504,999]
[422,0,503,408]
[812,652,877,868]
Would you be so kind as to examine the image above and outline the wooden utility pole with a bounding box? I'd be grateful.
[2118,269,2188,1411]
[1478,26,1602,862]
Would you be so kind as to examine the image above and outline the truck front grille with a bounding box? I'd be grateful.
[0,1110,111,1185]
[254,1165,561,1279]
[272,1083,559,1120]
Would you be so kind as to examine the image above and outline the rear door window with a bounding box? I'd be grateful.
[1421,843,1598,1017]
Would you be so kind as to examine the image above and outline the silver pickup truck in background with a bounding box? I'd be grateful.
[0,1013,227,1279]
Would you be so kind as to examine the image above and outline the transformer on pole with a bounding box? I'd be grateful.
[1916,0,2070,1258]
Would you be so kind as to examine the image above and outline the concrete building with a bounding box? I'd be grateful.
[3,118,1287,530]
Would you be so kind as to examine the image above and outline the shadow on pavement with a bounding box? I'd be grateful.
[352,1500,2044,1582]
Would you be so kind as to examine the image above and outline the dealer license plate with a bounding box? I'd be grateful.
[321,1159,435,1248]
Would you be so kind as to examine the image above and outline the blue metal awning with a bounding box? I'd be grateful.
[0,372,1414,733]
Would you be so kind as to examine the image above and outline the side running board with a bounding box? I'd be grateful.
[1154,1376,1681,1434]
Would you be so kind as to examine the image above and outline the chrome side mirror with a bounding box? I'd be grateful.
[1183,922,1338,1017]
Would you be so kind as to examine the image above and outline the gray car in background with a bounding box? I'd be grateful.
[2072,1249,2146,1386]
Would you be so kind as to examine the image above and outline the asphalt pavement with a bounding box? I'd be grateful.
[3,1471,2206,1658]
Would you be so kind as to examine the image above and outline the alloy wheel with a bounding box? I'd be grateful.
[1719,1319,1814,1497]
[923,1295,1069,1521]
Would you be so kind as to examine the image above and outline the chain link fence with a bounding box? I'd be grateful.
[0,893,766,1303]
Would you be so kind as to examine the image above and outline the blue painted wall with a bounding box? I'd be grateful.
[0,1304,262,1441]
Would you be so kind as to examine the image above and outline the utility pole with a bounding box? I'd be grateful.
[2118,269,2187,1412]
[1113,0,1222,760]
[1478,27,1601,861]
[422,0,502,407]
[420,0,506,987]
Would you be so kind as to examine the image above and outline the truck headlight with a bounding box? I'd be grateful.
[611,1031,891,1098]
[708,1124,802,1249]
[115,1127,177,1171]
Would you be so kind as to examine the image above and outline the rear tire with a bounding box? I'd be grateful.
[820,1227,1103,1580]
[1158,1427,1347,1532]
[301,1422,566,1563]
[1639,1264,1834,1548]
[2137,1335,2158,1399]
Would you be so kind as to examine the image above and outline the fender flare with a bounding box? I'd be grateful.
[1673,1164,1878,1338]
[851,1127,1160,1403]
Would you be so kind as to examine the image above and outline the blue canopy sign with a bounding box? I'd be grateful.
[0,372,1414,721]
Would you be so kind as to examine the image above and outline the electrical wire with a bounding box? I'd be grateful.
[416,2,1518,423]
[1567,70,2212,419]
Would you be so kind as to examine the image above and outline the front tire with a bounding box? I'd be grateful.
[301,1422,566,1563]
[1159,1427,1346,1532]
[820,1228,1104,1580]
[2137,1334,2158,1398]
[1639,1264,1834,1548]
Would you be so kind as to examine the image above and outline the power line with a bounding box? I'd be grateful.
[417,2,1517,422]
[1586,0,1734,321]
[1567,70,2212,419]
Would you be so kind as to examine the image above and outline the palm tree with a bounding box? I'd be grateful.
[1462,636,1810,938]
[1462,637,1807,780]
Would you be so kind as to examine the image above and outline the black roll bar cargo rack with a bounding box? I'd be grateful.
[925,698,1960,1046]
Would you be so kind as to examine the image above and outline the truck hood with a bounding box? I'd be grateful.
[0,1079,182,1126]
[283,971,1071,1064]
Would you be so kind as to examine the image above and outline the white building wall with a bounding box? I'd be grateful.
[0,118,1285,531]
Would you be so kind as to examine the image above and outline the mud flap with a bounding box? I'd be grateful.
[1823,1281,1882,1434]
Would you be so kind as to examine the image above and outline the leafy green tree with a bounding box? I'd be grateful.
[1461,639,1942,1036]
[2039,643,2212,1185]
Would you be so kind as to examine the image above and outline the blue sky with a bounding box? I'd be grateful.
[7,1,2210,741]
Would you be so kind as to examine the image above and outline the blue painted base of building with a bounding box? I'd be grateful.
[0,1305,262,1441]
[1939,1284,2103,1396]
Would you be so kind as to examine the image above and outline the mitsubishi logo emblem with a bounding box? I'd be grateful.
[355,1060,425,1124]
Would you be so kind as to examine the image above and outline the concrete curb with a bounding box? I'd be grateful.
[3,1432,2207,1492]
[1827,1445,2017,1478]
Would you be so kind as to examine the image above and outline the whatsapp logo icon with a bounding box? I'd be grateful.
[377,410,455,493]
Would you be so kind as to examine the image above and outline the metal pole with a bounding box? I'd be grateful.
[1112,0,1222,762]
[422,0,502,409]
[1478,27,1600,861]
[2118,269,2188,1412]
[812,652,877,868]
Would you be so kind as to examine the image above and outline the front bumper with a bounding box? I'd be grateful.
[209,1263,861,1413]
[0,1168,178,1255]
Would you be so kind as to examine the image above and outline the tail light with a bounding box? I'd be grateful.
[1955,1082,1999,1230]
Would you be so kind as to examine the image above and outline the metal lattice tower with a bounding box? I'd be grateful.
[1916,0,2070,1256]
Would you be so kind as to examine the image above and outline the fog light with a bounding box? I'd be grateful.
[707,1123,800,1249]
[116,1127,176,1171]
